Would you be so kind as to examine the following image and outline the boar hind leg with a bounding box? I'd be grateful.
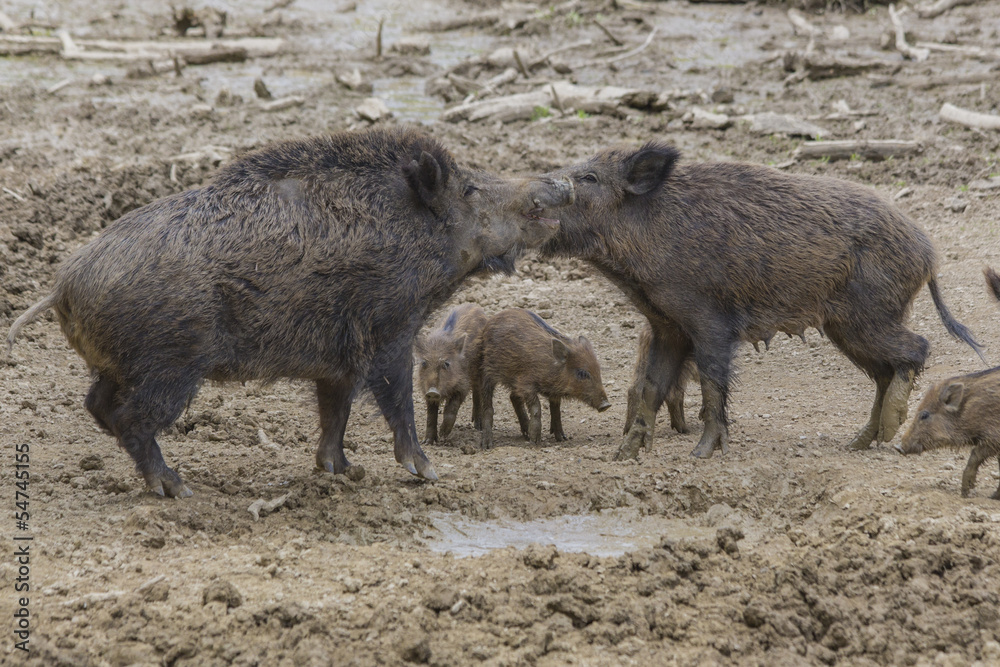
[878,369,915,443]
[847,374,890,451]
[369,355,438,481]
[439,395,464,440]
[480,380,497,449]
[113,375,197,498]
[961,445,991,497]
[549,398,566,441]
[526,394,543,445]
[471,384,483,430]
[510,394,531,439]
[316,378,361,477]
[85,375,121,436]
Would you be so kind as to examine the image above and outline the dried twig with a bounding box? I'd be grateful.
[375,17,384,59]
[599,26,657,65]
[794,140,921,161]
[512,49,530,78]
[888,5,929,62]
[549,84,564,113]
[593,18,623,46]
[264,0,296,12]
[940,103,1000,130]
[528,39,592,69]
[916,0,977,18]
[787,9,821,37]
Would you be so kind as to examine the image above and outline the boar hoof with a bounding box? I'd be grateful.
[990,489,1000,500]
[848,421,878,451]
[615,426,647,461]
[413,457,438,482]
[690,432,727,459]
[145,472,193,499]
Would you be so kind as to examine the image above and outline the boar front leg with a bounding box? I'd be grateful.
[369,350,438,481]
[525,393,543,445]
[424,398,440,444]
[439,394,464,440]
[848,374,890,451]
[480,379,497,449]
[689,336,734,459]
[316,377,363,479]
[549,397,566,441]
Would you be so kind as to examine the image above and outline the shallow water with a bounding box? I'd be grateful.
[425,508,714,558]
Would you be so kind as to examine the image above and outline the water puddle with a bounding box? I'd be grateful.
[425,509,714,558]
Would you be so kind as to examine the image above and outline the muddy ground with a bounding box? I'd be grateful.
[2,0,1000,665]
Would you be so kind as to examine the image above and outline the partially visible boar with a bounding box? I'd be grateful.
[898,267,1000,499]
[536,142,984,461]
[415,303,488,443]
[624,321,698,439]
[899,370,1000,499]
[473,308,611,448]
[7,126,574,497]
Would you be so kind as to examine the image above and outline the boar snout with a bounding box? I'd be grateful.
[425,388,441,401]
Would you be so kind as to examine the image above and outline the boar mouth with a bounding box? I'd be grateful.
[524,208,560,225]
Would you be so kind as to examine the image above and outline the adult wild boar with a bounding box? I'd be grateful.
[536,142,983,460]
[7,126,573,497]
[897,267,1000,499]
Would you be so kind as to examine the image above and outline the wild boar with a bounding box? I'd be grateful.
[415,303,488,443]
[7,126,573,497]
[536,142,983,460]
[473,308,610,448]
[897,267,1000,499]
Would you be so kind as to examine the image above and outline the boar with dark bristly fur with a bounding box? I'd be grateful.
[535,142,984,461]
[6,125,574,497]
[415,303,488,443]
[473,308,611,448]
[624,321,698,439]
[898,267,1000,499]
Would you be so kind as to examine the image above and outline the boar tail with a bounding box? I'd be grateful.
[6,293,57,356]
[986,267,1000,303]
[927,278,988,365]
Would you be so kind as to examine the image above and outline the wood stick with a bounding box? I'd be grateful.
[375,17,384,59]
[793,140,921,161]
[593,18,623,46]
[182,47,247,65]
[787,9,821,37]
[940,103,1000,130]
[915,41,1000,60]
[264,0,296,13]
[0,11,18,32]
[916,0,976,19]
[888,5,929,62]
[549,84,564,113]
[528,39,593,69]
[512,49,530,78]
[599,26,657,65]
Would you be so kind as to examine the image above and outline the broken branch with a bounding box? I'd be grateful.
[599,26,658,65]
[888,4,929,62]
[793,139,921,161]
[915,0,977,19]
[939,103,1000,130]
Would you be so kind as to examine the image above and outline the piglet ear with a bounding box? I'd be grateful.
[552,338,570,365]
[624,144,679,196]
[404,150,445,210]
[939,382,965,412]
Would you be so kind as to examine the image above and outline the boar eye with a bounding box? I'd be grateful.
[421,360,428,368]
[919,410,930,421]
[576,369,592,381]
[463,184,478,198]
[443,361,451,369]
[579,173,598,184]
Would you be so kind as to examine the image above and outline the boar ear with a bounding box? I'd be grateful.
[939,382,965,413]
[454,334,468,356]
[552,338,570,364]
[624,144,679,196]
[404,150,446,210]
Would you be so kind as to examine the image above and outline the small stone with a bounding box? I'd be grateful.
[336,68,372,93]
[710,87,734,104]
[743,602,769,628]
[345,465,366,482]
[253,77,272,100]
[202,580,243,609]
[399,633,431,664]
[355,97,391,123]
[79,454,105,471]
[140,578,170,603]
[685,106,730,130]
[522,544,559,570]
[945,196,969,213]
[424,586,459,612]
